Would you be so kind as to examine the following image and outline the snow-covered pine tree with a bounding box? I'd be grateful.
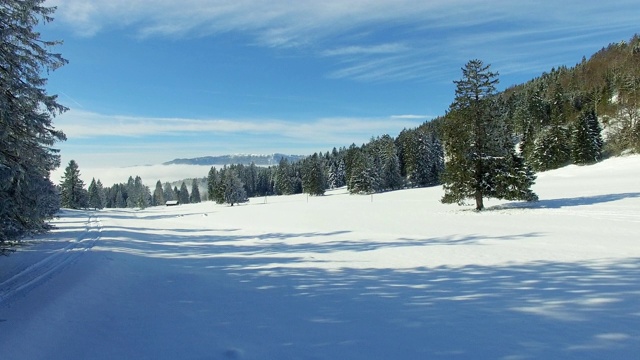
[190,179,202,203]
[163,182,175,202]
[60,160,87,209]
[377,135,403,191]
[1,0,67,240]
[97,180,106,208]
[179,182,190,205]
[348,150,375,194]
[88,178,104,209]
[530,124,571,171]
[152,180,165,206]
[224,169,247,206]
[207,167,218,201]
[411,130,444,187]
[274,158,293,195]
[441,60,537,210]
[571,107,603,164]
[302,153,326,196]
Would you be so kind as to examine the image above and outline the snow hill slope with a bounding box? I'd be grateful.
[1,155,639,359]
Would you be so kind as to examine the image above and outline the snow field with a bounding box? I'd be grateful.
[1,155,639,359]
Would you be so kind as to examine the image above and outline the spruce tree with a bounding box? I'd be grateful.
[60,160,87,209]
[207,167,218,201]
[1,1,67,240]
[571,107,603,164]
[441,60,537,210]
[179,182,190,205]
[189,179,202,203]
[163,182,175,201]
[302,153,326,196]
[224,169,247,206]
[348,150,375,194]
[88,178,104,209]
[152,180,165,206]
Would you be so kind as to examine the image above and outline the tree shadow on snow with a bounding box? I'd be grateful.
[491,192,640,210]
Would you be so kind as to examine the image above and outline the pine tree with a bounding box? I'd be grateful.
[441,60,537,210]
[189,179,202,203]
[275,158,293,195]
[207,167,218,201]
[348,150,375,194]
[163,182,175,201]
[531,125,571,171]
[96,180,106,208]
[60,160,87,209]
[1,1,67,240]
[412,130,444,187]
[571,107,603,164]
[302,153,326,196]
[179,182,190,205]
[152,180,165,206]
[87,178,104,209]
[224,169,247,206]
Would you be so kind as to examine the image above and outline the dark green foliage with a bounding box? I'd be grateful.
[189,179,202,203]
[60,160,88,209]
[223,169,247,206]
[410,130,444,187]
[441,60,537,210]
[88,178,104,209]
[179,182,190,205]
[530,125,572,171]
[348,150,376,195]
[152,180,165,206]
[163,182,175,202]
[275,158,294,195]
[572,108,603,164]
[302,153,326,196]
[1,0,67,240]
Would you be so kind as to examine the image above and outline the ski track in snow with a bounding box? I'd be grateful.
[0,214,101,304]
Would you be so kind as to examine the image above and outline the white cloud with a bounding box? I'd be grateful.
[52,109,427,169]
[322,43,410,57]
[56,109,424,140]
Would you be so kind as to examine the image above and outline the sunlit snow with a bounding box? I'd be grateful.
[2,155,639,359]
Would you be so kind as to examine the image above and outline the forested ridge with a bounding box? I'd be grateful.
[37,35,640,214]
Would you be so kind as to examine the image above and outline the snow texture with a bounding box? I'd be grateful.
[1,155,640,359]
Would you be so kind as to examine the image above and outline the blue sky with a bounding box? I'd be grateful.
[43,0,640,172]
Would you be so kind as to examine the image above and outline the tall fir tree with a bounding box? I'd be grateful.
[441,60,537,210]
[302,153,326,196]
[60,160,87,209]
[571,107,603,164]
[152,180,165,206]
[1,1,67,240]
[87,178,104,209]
[179,182,190,205]
[207,167,218,201]
[224,169,247,206]
[163,182,175,202]
[189,179,202,203]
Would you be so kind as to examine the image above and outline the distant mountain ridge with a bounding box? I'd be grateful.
[163,153,306,166]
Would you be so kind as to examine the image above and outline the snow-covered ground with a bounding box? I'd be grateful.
[2,156,639,359]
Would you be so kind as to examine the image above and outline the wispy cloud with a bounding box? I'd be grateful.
[53,109,427,168]
[56,109,423,140]
[46,0,640,82]
[321,43,410,57]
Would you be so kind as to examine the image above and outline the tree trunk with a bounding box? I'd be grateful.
[475,191,484,211]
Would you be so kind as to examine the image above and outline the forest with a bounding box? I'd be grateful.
[70,35,640,211]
